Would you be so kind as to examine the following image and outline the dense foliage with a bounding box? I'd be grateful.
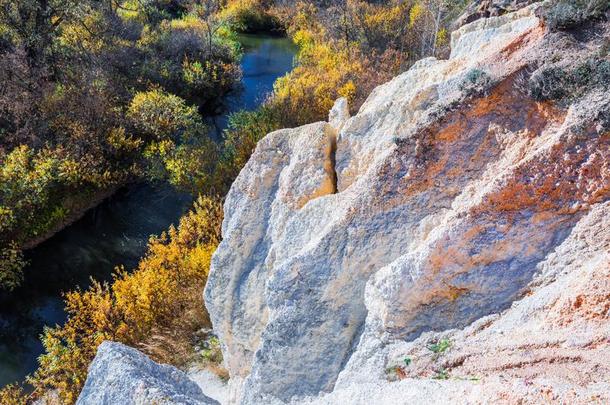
[0,0,241,290]
[220,0,282,33]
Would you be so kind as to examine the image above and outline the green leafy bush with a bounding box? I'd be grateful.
[212,105,284,193]
[427,338,451,354]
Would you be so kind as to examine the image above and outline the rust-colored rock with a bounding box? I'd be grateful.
[205,3,610,404]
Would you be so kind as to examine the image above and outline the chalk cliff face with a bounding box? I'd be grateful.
[205,3,609,404]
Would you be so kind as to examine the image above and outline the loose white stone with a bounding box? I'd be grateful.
[77,342,219,405]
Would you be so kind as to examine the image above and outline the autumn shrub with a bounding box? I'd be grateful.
[221,0,282,33]
[273,30,361,123]
[127,89,219,192]
[0,383,28,405]
[0,146,95,248]
[27,195,223,403]
[127,89,204,141]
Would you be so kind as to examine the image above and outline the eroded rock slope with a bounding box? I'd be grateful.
[205,2,609,404]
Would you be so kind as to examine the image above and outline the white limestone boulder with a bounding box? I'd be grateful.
[77,342,219,405]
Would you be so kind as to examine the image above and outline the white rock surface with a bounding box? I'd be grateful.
[328,97,350,132]
[304,201,610,404]
[189,369,229,404]
[205,3,610,404]
[450,3,540,58]
[77,342,219,405]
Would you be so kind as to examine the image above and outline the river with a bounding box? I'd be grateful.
[0,34,296,388]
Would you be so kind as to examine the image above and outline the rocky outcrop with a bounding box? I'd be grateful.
[454,0,537,28]
[205,2,609,404]
[77,342,219,405]
[306,201,610,404]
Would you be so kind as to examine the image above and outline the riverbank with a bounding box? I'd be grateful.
[20,186,122,250]
[0,34,297,390]
[19,33,296,252]
[0,1,245,285]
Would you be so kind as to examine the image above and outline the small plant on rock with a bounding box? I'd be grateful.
[386,365,408,380]
[385,357,412,381]
[459,68,492,95]
[432,369,450,380]
[427,338,451,354]
[201,335,223,363]
[540,0,609,31]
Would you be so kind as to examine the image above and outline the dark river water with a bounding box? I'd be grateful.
[0,34,296,388]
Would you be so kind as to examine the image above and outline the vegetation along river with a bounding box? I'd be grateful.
[0,34,296,388]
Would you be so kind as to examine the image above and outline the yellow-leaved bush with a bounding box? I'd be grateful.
[220,0,281,33]
[20,195,223,404]
[273,28,361,124]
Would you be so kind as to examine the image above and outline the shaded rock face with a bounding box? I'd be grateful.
[77,342,219,405]
[205,4,609,404]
